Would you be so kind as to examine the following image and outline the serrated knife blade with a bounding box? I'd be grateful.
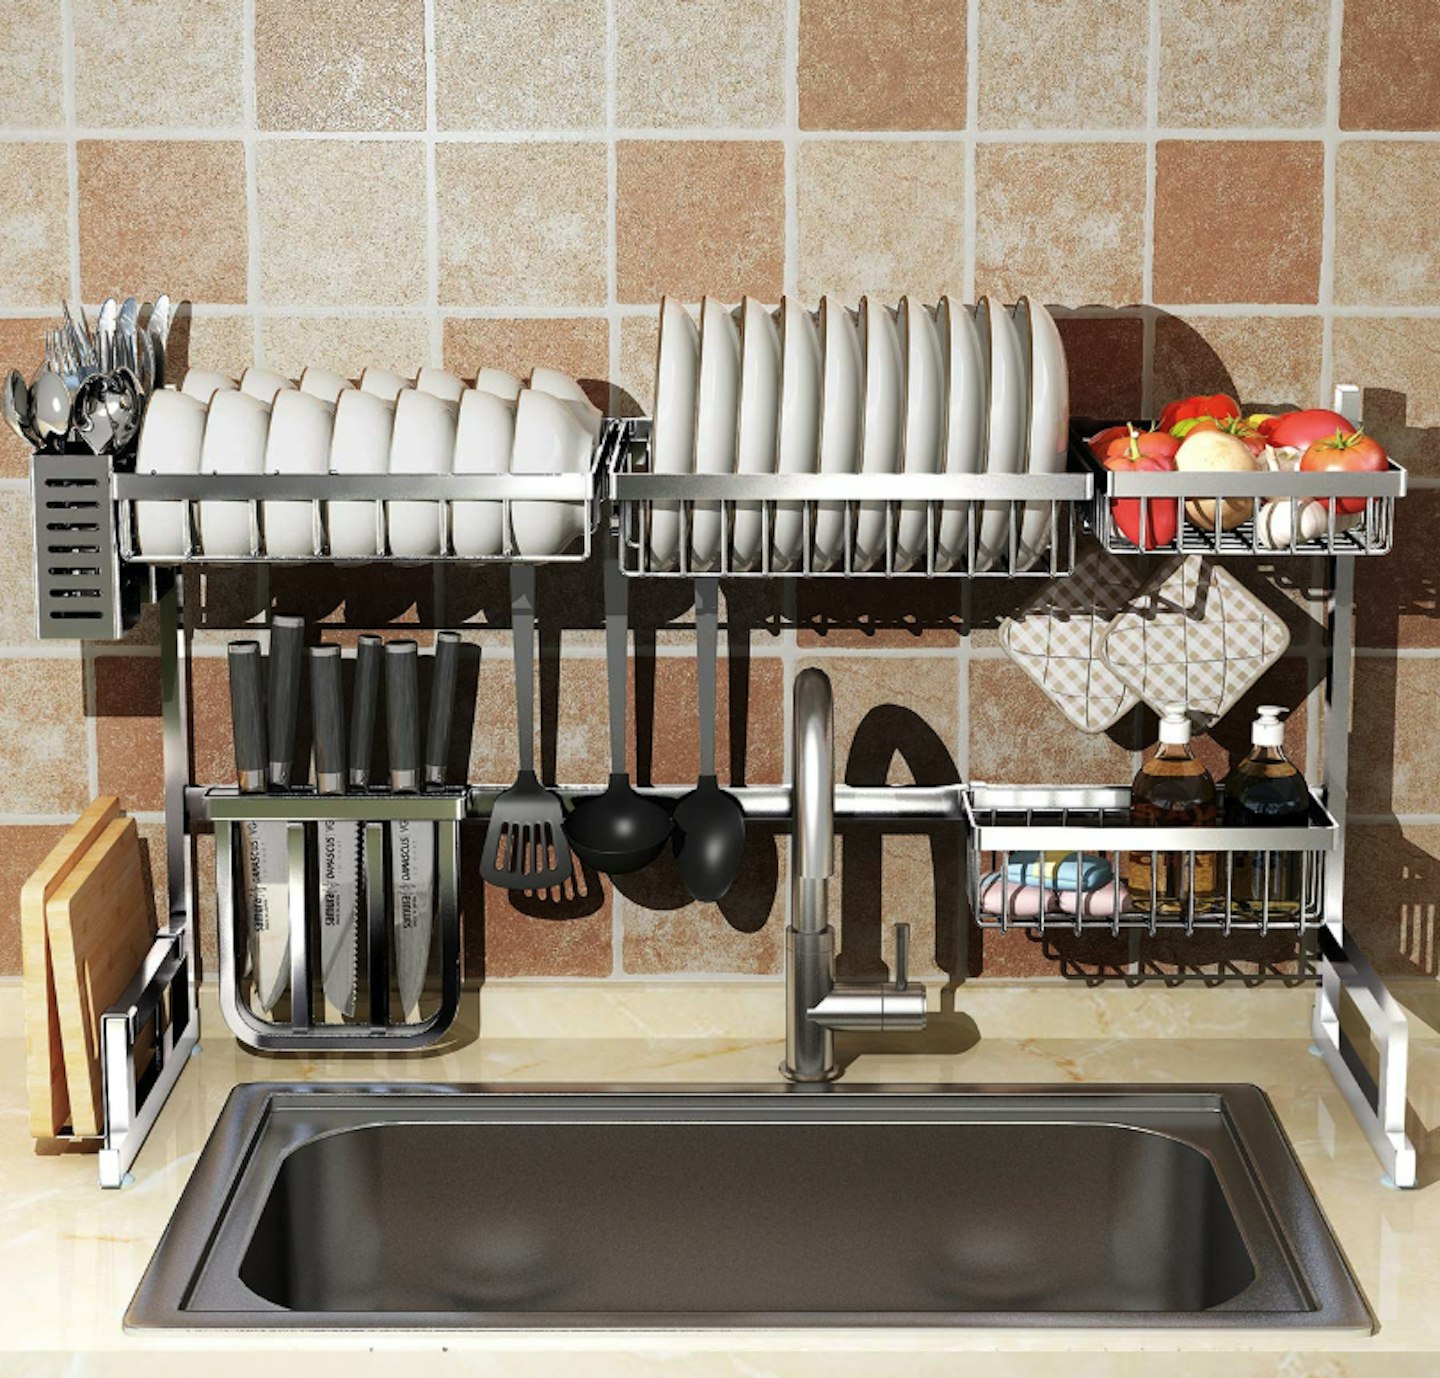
[311,644,359,1020]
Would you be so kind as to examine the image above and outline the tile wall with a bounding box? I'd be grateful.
[0,0,1436,991]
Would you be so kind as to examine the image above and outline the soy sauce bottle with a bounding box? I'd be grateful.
[1128,707,1218,916]
[1224,706,1310,917]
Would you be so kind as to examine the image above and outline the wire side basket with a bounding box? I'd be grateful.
[609,419,1092,578]
[210,788,465,1051]
[965,784,1337,937]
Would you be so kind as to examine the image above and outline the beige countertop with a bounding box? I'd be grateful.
[4,980,1440,1376]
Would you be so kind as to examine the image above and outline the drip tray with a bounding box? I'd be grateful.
[127,1083,1371,1331]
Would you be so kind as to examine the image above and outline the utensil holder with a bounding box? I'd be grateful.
[209,788,465,1051]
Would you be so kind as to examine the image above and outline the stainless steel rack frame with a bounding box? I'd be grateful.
[210,788,465,1051]
[609,419,1092,577]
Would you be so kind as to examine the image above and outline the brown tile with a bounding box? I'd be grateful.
[0,319,46,476]
[73,0,243,127]
[179,313,255,381]
[0,143,70,305]
[1158,0,1328,128]
[442,317,610,392]
[1335,142,1440,306]
[475,868,615,978]
[189,655,240,793]
[0,490,40,644]
[78,140,247,304]
[0,657,89,814]
[615,313,659,417]
[1332,317,1440,479]
[1356,490,1440,650]
[260,315,430,379]
[617,141,784,304]
[1345,823,1440,980]
[974,143,1146,305]
[1341,0,1440,131]
[256,0,424,131]
[0,0,64,128]
[798,0,966,130]
[969,657,1138,784]
[1153,141,1324,306]
[438,143,608,307]
[89,655,164,812]
[797,140,965,302]
[0,823,66,975]
[1349,657,1440,815]
[977,0,1147,130]
[618,0,784,128]
[258,140,427,306]
[1055,315,1145,420]
[1153,315,1324,414]
[796,582,963,649]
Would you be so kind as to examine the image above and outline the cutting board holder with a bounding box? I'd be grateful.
[209,790,465,1051]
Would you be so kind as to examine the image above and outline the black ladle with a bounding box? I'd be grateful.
[672,576,745,900]
[564,555,672,873]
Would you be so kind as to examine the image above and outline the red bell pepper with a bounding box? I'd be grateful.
[1157,392,1240,434]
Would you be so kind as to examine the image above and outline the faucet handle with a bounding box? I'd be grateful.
[894,922,910,992]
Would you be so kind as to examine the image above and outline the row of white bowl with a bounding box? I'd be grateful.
[650,294,1070,573]
[132,364,601,560]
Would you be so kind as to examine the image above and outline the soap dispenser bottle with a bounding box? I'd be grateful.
[1128,707,1218,916]
[1224,705,1310,916]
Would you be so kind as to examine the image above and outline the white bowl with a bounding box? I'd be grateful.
[692,297,740,571]
[199,390,271,557]
[263,390,334,557]
[530,366,603,441]
[896,296,944,569]
[181,369,237,403]
[775,296,821,570]
[240,367,295,404]
[814,296,863,570]
[416,367,466,403]
[1012,297,1069,572]
[475,368,522,402]
[732,297,780,570]
[935,296,985,570]
[360,368,412,402]
[299,366,353,405]
[974,296,1027,573]
[328,388,394,558]
[650,297,699,570]
[388,388,457,557]
[453,388,515,558]
[135,389,207,558]
[510,388,591,557]
[855,296,902,569]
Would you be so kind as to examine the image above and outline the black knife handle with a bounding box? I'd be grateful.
[350,633,382,790]
[267,614,305,788]
[386,640,420,793]
[425,631,461,788]
[310,645,345,794]
[227,641,267,793]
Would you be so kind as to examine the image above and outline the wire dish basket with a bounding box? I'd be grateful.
[210,788,465,1051]
[609,419,1092,578]
[965,784,1337,937]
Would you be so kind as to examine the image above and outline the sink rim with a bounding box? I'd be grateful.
[127,1082,1374,1334]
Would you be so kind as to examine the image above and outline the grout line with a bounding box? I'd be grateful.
[1318,0,1344,404]
[424,0,442,366]
[82,645,99,799]
[783,0,799,299]
[241,0,262,363]
[58,0,80,305]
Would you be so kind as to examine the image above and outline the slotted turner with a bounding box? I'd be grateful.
[480,564,573,890]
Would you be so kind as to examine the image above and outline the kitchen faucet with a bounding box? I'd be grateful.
[782,667,927,1082]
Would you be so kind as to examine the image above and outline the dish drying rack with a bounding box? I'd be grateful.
[21,384,1417,1189]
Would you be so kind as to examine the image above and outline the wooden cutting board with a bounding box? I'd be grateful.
[46,815,157,1139]
[21,796,121,1140]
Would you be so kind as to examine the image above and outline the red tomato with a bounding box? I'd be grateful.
[1157,393,1240,433]
[1299,430,1388,514]
[1086,424,1134,456]
[1104,431,1179,550]
[1261,409,1356,450]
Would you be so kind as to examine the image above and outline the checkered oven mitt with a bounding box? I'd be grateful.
[999,549,1143,734]
[1099,555,1290,724]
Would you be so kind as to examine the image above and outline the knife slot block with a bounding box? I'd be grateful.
[210,790,465,1051]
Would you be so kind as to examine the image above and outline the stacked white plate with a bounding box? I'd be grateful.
[647,294,1069,574]
[133,363,602,559]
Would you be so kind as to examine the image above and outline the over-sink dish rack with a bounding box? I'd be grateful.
[18,292,1415,1193]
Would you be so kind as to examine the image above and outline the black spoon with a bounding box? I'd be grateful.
[565,555,672,874]
[672,577,745,900]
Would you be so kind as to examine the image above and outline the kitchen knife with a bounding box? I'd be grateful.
[251,614,305,1013]
[311,645,359,1022]
[227,640,288,1017]
[386,641,430,1022]
[349,634,383,790]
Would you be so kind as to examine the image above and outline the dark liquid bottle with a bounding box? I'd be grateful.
[1129,709,1218,916]
[1223,706,1309,917]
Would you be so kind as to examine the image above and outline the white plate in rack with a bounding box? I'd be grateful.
[974,296,1026,573]
[815,296,863,570]
[650,297,699,570]
[1012,296,1069,572]
[692,297,739,571]
[855,295,902,570]
[896,295,944,569]
[732,297,780,571]
[774,296,821,571]
[935,296,986,570]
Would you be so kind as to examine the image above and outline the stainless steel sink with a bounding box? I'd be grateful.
[128,1083,1371,1331]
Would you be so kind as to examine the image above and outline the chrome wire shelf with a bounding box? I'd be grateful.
[965,784,1336,937]
[609,419,1092,578]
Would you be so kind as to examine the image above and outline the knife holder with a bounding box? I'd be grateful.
[209,788,465,1051]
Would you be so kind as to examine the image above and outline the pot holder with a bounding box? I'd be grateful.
[1099,555,1290,725]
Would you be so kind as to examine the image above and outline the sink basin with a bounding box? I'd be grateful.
[128,1083,1370,1331]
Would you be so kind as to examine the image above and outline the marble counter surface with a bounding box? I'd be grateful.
[4,980,1440,1377]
